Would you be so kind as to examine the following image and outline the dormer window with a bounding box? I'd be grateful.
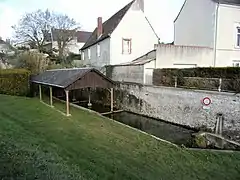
[122,38,132,54]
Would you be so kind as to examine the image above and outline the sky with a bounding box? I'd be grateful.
[0,0,185,43]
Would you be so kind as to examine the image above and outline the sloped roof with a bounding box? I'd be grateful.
[114,49,156,66]
[212,0,240,5]
[116,58,155,66]
[0,39,6,44]
[81,1,134,50]
[46,30,92,43]
[31,68,114,89]
[76,31,92,43]
[174,0,240,23]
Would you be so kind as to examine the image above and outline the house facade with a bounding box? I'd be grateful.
[80,0,159,68]
[174,0,240,67]
[0,39,12,53]
[46,30,92,55]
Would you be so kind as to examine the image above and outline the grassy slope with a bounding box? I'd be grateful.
[0,95,240,180]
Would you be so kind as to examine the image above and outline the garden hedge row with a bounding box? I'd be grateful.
[153,67,240,91]
[0,69,31,96]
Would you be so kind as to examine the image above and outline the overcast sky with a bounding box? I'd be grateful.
[0,0,184,43]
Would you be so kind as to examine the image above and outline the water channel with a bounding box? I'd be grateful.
[78,102,195,146]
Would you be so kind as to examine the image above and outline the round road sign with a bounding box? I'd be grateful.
[202,97,211,106]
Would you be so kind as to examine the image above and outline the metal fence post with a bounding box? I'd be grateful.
[218,78,222,92]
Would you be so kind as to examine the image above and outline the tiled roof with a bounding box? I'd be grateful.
[81,1,134,50]
[46,30,92,43]
[76,31,92,43]
[31,68,115,88]
[32,68,91,88]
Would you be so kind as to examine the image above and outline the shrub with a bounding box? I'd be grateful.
[0,69,30,96]
[15,51,49,75]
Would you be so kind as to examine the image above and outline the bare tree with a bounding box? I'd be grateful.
[13,9,79,60]
[51,12,78,59]
[13,9,51,52]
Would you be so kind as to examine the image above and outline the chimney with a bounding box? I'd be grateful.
[138,0,144,12]
[132,0,144,12]
[97,17,103,38]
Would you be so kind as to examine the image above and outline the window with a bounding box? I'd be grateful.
[233,60,240,67]
[122,38,132,54]
[236,26,240,47]
[88,48,91,59]
[97,44,100,57]
[81,51,84,60]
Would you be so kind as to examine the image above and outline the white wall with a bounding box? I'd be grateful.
[82,38,111,67]
[143,60,155,85]
[155,44,214,68]
[174,0,216,48]
[215,4,240,66]
[110,3,158,65]
[0,44,11,53]
[110,65,144,84]
[67,42,85,54]
[52,40,85,54]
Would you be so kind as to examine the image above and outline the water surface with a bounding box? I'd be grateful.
[106,112,195,145]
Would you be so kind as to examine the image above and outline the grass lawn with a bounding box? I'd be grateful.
[0,94,240,180]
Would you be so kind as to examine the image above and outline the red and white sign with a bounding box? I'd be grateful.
[202,97,212,106]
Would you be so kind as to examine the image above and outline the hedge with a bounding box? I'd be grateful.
[153,67,240,92]
[0,69,31,96]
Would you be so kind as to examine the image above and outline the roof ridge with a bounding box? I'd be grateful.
[81,0,135,50]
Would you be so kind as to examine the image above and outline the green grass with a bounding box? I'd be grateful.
[0,94,240,180]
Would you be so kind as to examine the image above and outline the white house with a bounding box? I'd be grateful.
[46,30,92,55]
[174,0,240,67]
[80,0,159,68]
[0,39,12,53]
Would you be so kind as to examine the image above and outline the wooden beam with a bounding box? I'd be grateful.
[65,90,70,116]
[49,86,53,107]
[110,88,114,112]
[39,85,42,101]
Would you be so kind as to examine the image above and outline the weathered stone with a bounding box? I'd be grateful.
[114,83,240,142]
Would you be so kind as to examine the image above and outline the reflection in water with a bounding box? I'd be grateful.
[78,102,116,113]
[106,112,195,146]
[78,102,195,145]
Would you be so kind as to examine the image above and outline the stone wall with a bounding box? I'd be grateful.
[112,83,240,141]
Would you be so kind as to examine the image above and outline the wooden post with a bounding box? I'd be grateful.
[65,90,70,116]
[88,89,92,107]
[110,88,114,112]
[49,86,53,107]
[39,85,42,101]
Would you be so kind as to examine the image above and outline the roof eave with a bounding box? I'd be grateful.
[31,80,65,88]
[80,35,110,50]
[174,0,187,23]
